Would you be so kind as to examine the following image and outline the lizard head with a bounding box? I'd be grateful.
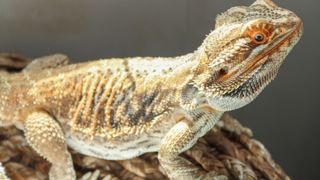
[195,0,303,111]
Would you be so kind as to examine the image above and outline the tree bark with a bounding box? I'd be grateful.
[0,54,290,180]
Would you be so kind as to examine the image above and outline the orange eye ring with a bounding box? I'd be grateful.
[252,32,268,44]
[244,20,274,45]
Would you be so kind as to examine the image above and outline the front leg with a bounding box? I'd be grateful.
[159,106,225,180]
[24,110,75,180]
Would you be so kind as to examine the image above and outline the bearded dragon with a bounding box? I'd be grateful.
[0,0,302,179]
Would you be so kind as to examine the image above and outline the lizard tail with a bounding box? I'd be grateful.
[0,52,29,109]
[0,53,30,126]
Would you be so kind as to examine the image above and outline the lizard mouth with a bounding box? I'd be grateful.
[240,21,303,76]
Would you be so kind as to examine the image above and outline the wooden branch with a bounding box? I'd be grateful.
[0,54,290,180]
[0,53,31,71]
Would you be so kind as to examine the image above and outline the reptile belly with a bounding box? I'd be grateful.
[65,132,162,160]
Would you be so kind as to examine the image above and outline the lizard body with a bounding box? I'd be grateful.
[0,0,302,179]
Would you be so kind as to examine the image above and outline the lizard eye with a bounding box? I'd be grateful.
[251,32,268,44]
[254,33,265,43]
[244,20,274,45]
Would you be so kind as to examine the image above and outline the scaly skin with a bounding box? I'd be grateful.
[0,0,303,179]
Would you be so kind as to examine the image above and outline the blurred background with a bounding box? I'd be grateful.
[0,0,319,179]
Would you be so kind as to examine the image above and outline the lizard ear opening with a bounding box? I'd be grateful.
[251,0,278,8]
[215,6,247,29]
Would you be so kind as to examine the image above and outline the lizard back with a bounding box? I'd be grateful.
[1,55,195,141]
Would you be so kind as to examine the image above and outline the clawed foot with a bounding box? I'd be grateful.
[79,170,101,180]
